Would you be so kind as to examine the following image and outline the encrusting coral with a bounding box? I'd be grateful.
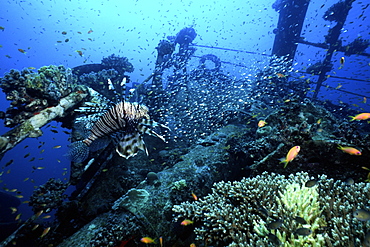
[173,172,370,246]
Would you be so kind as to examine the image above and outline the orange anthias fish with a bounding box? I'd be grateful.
[338,145,361,155]
[181,219,194,226]
[18,48,26,54]
[140,237,155,244]
[87,29,93,34]
[191,192,198,201]
[349,113,370,121]
[276,73,286,78]
[76,50,83,56]
[258,120,267,128]
[280,146,300,168]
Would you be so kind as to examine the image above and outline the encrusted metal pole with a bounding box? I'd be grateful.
[271,0,310,62]
[312,0,355,99]
[0,91,88,159]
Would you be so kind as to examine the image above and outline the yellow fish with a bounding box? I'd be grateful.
[258,120,267,127]
[280,146,300,168]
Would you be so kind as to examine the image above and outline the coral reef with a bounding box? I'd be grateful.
[101,54,134,74]
[232,97,370,180]
[29,178,68,213]
[173,171,370,246]
[57,212,140,247]
[0,65,76,127]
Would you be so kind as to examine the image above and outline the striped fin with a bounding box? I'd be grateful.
[107,77,128,102]
[115,132,147,159]
[75,102,110,114]
[137,119,169,142]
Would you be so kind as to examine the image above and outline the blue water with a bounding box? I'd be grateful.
[0,0,369,241]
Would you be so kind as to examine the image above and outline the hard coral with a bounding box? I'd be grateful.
[0,65,75,127]
[173,171,370,246]
[101,54,134,73]
[29,178,68,213]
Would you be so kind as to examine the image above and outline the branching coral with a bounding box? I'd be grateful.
[172,172,370,246]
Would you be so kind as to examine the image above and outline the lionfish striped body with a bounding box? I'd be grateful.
[67,78,166,163]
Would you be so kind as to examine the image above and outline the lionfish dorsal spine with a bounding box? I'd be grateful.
[107,77,128,103]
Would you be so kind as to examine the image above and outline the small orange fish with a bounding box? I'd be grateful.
[280,146,300,168]
[53,145,61,149]
[191,192,198,201]
[181,219,194,226]
[190,244,196,247]
[140,237,155,244]
[363,97,367,104]
[0,26,5,31]
[258,120,267,127]
[28,67,36,70]
[349,113,370,121]
[18,48,26,54]
[159,237,163,247]
[15,195,24,198]
[42,215,51,219]
[40,227,51,238]
[10,207,17,214]
[76,50,83,56]
[335,84,342,89]
[276,73,286,78]
[87,29,93,34]
[337,145,361,155]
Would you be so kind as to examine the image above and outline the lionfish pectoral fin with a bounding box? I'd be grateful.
[115,133,147,159]
[148,129,167,143]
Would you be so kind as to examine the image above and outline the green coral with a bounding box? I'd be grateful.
[171,179,187,190]
[254,182,326,246]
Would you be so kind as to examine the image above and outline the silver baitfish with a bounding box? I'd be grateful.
[67,101,167,163]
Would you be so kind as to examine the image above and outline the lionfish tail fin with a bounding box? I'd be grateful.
[116,133,147,159]
[65,141,90,163]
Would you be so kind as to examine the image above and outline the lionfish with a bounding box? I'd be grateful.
[67,77,167,163]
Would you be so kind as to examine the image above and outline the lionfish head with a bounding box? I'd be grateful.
[115,132,147,159]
